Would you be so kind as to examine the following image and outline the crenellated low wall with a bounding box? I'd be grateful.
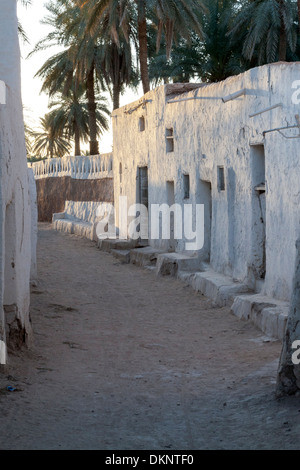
[30,153,113,180]
[30,154,114,222]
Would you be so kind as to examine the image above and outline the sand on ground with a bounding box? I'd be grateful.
[0,223,299,450]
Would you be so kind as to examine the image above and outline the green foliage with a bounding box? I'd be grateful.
[31,0,116,154]
[18,0,32,43]
[78,0,205,93]
[229,0,298,63]
[48,88,110,143]
[149,34,204,85]
[149,0,247,84]
[30,114,72,159]
[26,0,300,161]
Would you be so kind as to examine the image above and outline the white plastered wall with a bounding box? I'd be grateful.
[113,63,300,303]
[0,0,35,362]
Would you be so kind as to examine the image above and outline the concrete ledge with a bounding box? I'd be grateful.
[178,269,251,307]
[130,247,166,267]
[111,249,131,264]
[231,294,289,340]
[52,201,104,241]
[53,218,95,241]
[98,238,139,252]
[155,252,201,276]
[178,270,288,340]
[75,228,290,340]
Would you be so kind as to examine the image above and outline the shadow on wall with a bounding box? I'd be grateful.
[35,176,114,222]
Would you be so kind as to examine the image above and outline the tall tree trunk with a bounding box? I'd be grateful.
[74,121,81,156]
[278,25,287,61]
[138,8,150,94]
[278,2,287,61]
[86,64,99,155]
[113,81,121,110]
[298,0,300,33]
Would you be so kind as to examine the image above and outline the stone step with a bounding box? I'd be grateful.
[130,246,166,267]
[178,269,251,307]
[231,294,289,341]
[178,270,288,340]
[111,249,131,264]
[97,238,139,252]
[155,252,201,276]
[99,240,290,341]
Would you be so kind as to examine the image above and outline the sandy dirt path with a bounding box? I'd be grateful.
[0,223,300,450]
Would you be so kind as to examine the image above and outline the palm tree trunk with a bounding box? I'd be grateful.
[278,22,287,61]
[138,7,150,94]
[74,121,81,156]
[86,64,99,155]
[113,81,121,110]
[278,0,287,61]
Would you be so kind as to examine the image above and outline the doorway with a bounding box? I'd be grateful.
[166,181,176,251]
[199,179,212,261]
[138,167,148,209]
[137,167,149,242]
[250,145,266,281]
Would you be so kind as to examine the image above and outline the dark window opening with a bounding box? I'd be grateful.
[183,174,190,199]
[166,128,174,153]
[119,162,122,183]
[218,166,225,191]
[139,116,145,132]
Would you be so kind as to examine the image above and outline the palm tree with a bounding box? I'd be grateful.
[74,38,101,155]
[30,114,72,159]
[199,0,246,82]
[31,1,108,155]
[78,0,204,94]
[35,49,75,97]
[18,0,32,43]
[53,1,102,155]
[47,87,110,156]
[59,0,138,115]
[230,0,298,64]
[92,2,138,110]
[149,0,247,85]
[149,34,203,85]
[98,41,136,110]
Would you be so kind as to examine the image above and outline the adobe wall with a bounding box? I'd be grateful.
[0,0,35,361]
[35,176,114,222]
[112,63,300,303]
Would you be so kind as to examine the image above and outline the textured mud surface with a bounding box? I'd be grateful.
[0,224,299,450]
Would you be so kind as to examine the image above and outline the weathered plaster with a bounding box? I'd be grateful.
[0,0,36,359]
[112,63,300,304]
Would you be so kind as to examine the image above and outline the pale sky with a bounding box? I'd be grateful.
[17,0,141,154]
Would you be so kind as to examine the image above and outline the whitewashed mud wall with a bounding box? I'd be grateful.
[28,168,37,284]
[0,0,35,362]
[112,63,300,304]
[31,153,113,180]
[31,154,114,222]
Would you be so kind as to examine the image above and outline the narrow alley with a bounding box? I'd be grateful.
[0,224,299,450]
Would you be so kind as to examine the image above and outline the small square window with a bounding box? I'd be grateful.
[119,163,122,183]
[218,166,225,191]
[183,174,190,199]
[166,128,174,153]
[139,116,145,132]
